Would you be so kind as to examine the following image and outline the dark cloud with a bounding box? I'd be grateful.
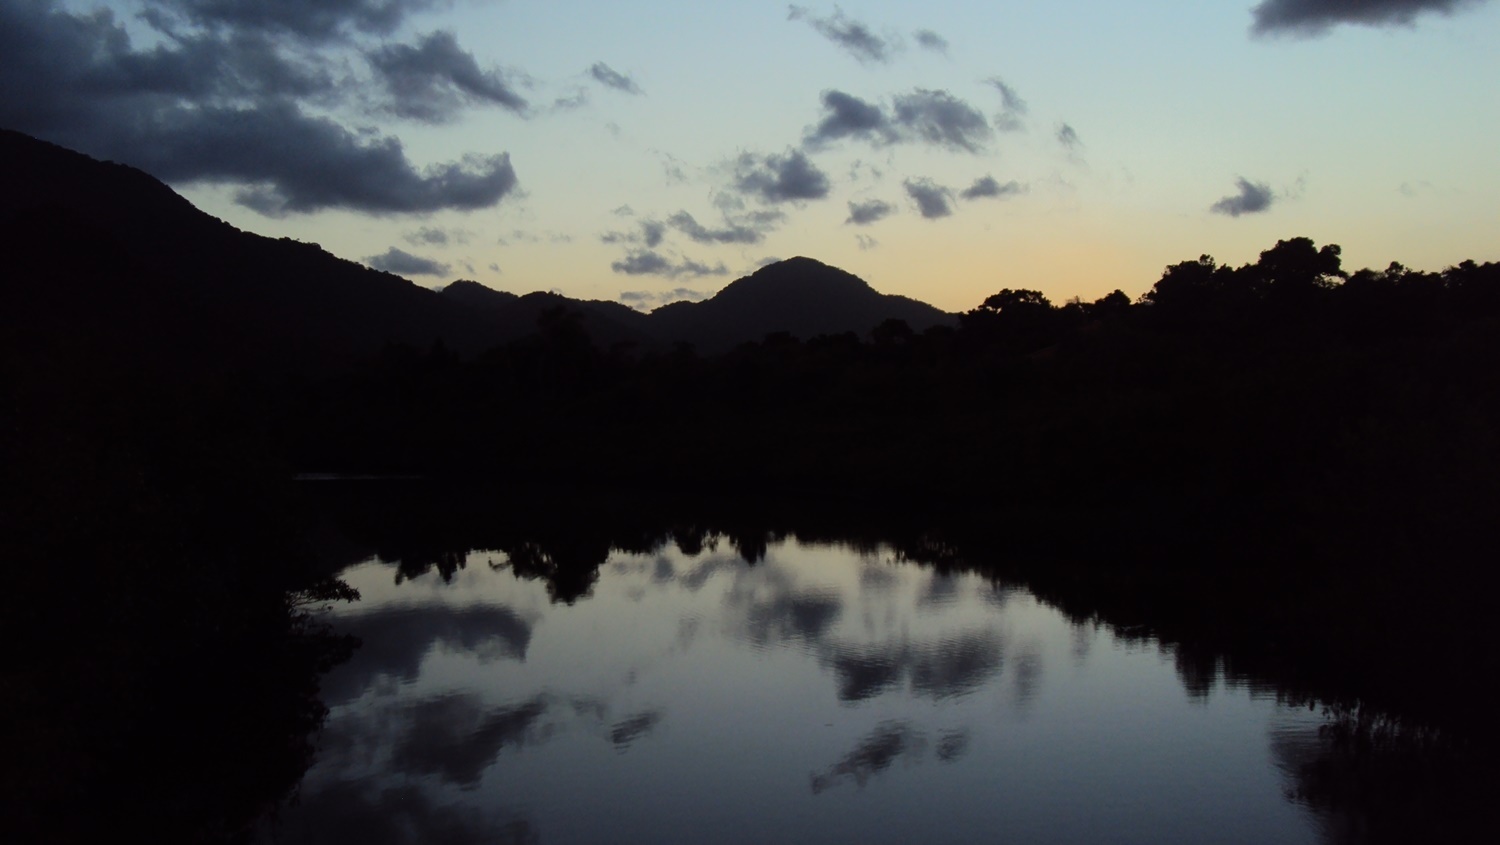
[319,604,534,705]
[365,247,452,276]
[788,6,895,63]
[959,175,1024,201]
[805,88,991,152]
[1057,122,1082,150]
[846,198,895,225]
[810,721,924,794]
[369,30,527,122]
[1210,177,1275,217]
[1250,0,1486,35]
[733,150,832,203]
[589,61,642,94]
[404,226,450,245]
[668,211,764,245]
[0,3,522,217]
[903,178,954,219]
[611,250,728,279]
[609,711,664,748]
[390,694,551,786]
[827,631,1003,702]
[914,29,949,54]
[985,77,1028,132]
[804,90,898,147]
[891,89,992,152]
[149,0,445,42]
[600,219,666,247]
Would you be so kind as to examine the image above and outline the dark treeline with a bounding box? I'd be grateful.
[285,237,1500,564]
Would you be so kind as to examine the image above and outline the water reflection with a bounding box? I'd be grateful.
[264,535,1357,845]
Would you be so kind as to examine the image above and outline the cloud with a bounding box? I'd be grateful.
[891,89,992,152]
[985,77,1028,132]
[196,107,520,216]
[600,219,667,247]
[856,234,878,250]
[1209,177,1275,217]
[618,288,708,310]
[805,88,991,152]
[810,721,923,794]
[369,30,527,122]
[589,61,642,94]
[404,226,451,246]
[959,175,1024,201]
[611,250,728,278]
[668,211,765,245]
[804,90,898,147]
[914,29,949,54]
[903,178,954,219]
[0,3,522,217]
[733,150,832,203]
[788,6,895,63]
[366,246,452,276]
[1250,0,1486,35]
[389,694,550,786]
[609,711,664,748]
[1057,122,1082,150]
[845,199,895,225]
[149,0,446,42]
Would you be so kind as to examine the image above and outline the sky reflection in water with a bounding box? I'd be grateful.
[270,538,1330,844]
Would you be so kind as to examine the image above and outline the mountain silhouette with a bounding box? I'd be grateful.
[1,129,953,371]
[645,257,954,353]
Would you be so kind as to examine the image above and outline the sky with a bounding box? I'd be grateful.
[3,0,1498,312]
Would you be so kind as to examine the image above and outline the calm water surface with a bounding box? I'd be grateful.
[268,537,1340,844]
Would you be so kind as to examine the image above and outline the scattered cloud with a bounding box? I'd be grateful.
[805,88,992,152]
[732,150,832,203]
[368,30,528,122]
[1250,0,1487,36]
[589,61,642,94]
[856,233,879,250]
[904,178,954,219]
[846,199,895,225]
[1209,177,1275,217]
[804,90,899,147]
[914,29,949,54]
[1057,122,1082,150]
[404,226,450,246]
[891,89,992,152]
[366,246,452,276]
[959,175,1024,201]
[788,6,896,64]
[611,250,728,278]
[985,77,1028,132]
[619,288,707,311]
[668,211,766,245]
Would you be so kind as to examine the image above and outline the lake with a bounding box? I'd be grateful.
[261,533,1353,844]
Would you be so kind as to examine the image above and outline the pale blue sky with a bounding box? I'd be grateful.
[7,1,1498,310]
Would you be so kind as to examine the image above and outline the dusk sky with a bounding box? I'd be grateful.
[4,0,1497,311]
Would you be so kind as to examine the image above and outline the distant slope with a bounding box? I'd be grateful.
[1,130,956,371]
[646,257,955,353]
[0,129,504,375]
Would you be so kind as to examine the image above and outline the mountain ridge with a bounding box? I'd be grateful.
[1,128,955,369]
